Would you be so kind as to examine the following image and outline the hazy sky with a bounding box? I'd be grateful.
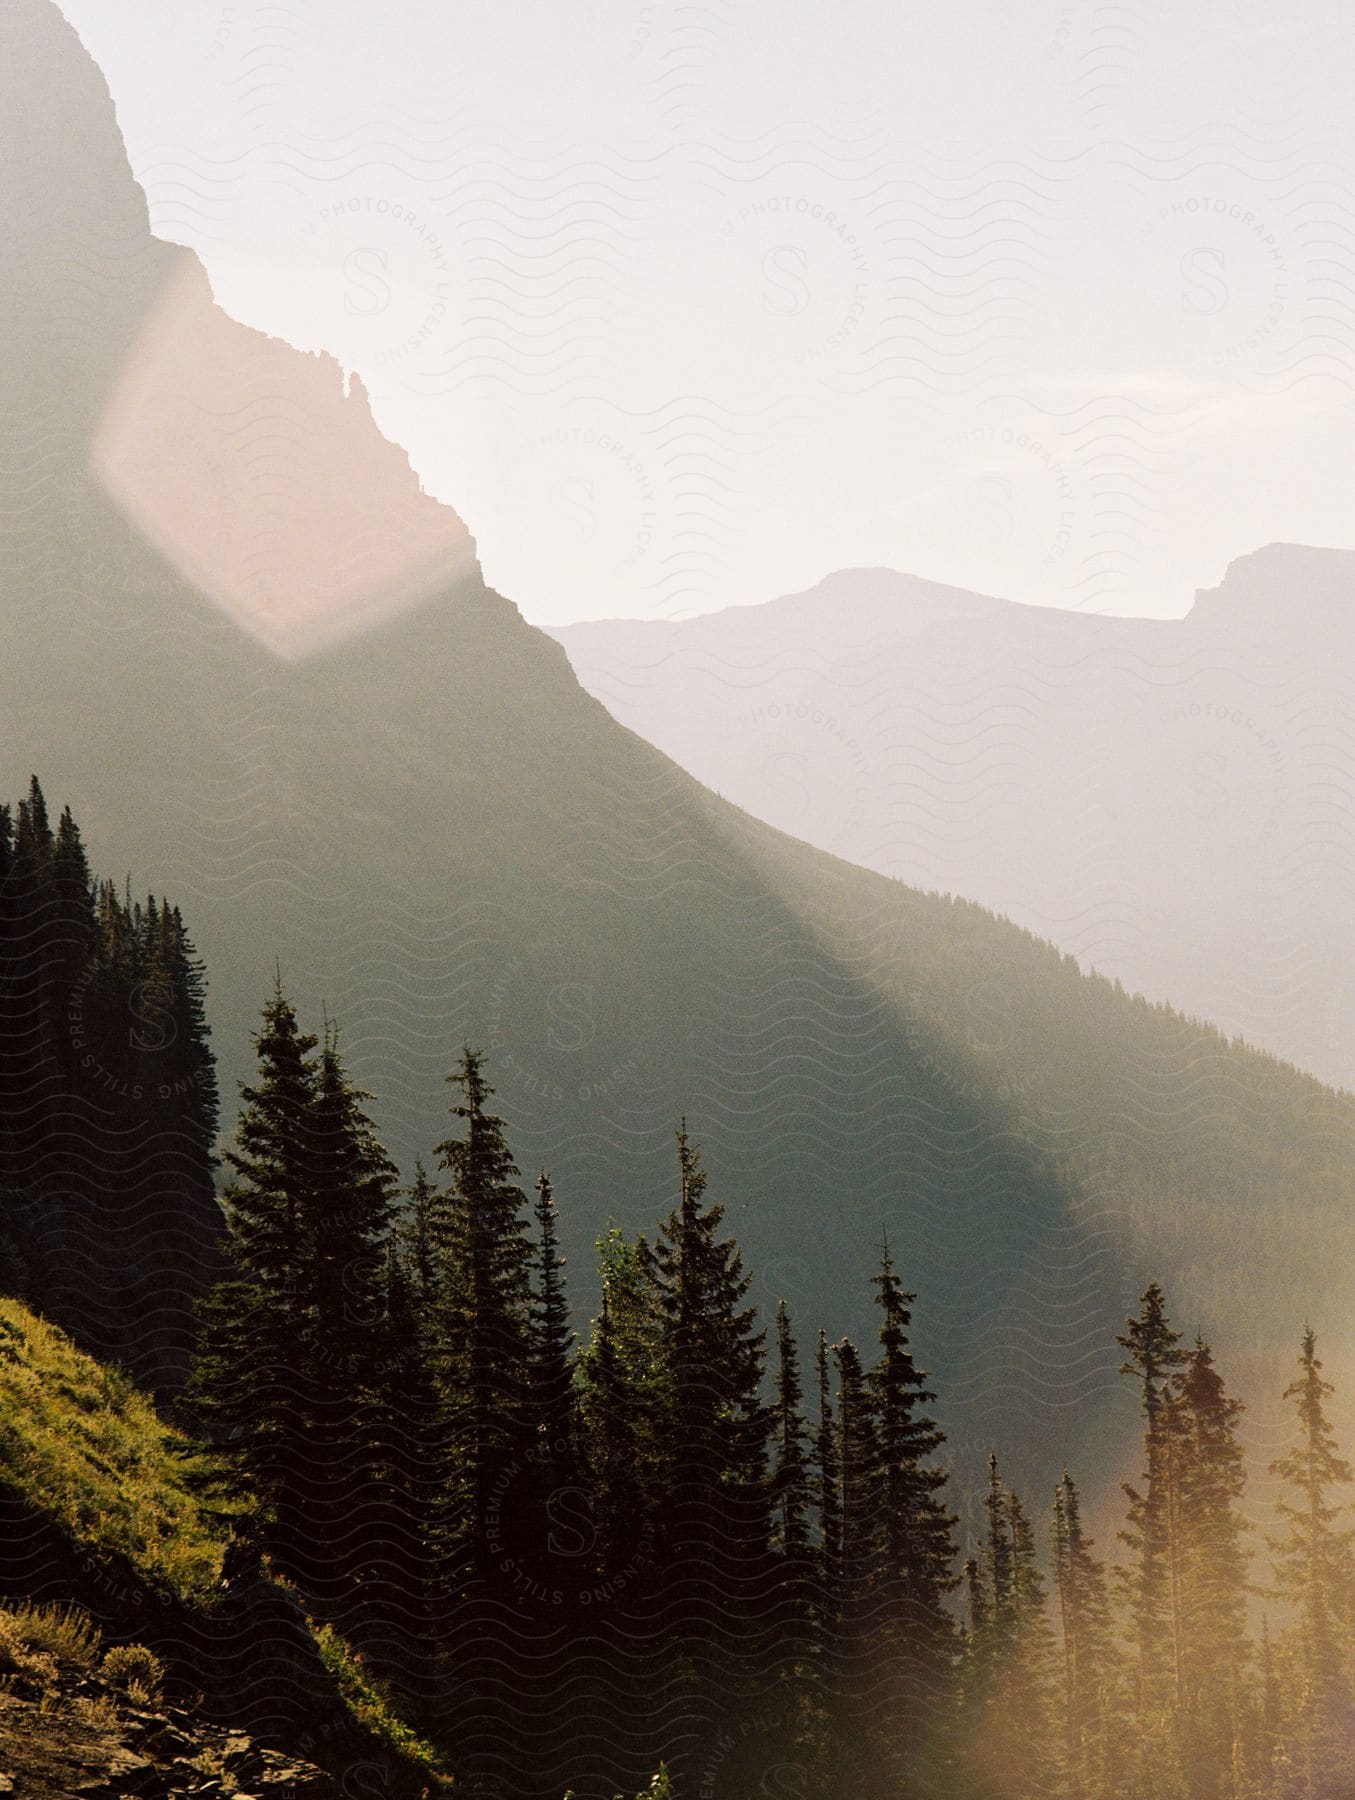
[58,0,1355,624]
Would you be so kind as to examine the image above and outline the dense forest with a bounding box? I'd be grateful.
[2,780,1354,1799]
[186,987,1355,1800]
[0,777,221,1388]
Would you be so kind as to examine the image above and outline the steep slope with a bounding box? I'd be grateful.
[0,1297,445,1793]
[3,0,1354,1506]
[552,553,1355,1092]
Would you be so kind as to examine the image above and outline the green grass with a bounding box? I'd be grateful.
[310,1621,451,1781]
[0,1298,449,1785]
[0,1297,233,1602]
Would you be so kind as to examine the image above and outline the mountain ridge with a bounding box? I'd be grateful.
[552,543,1355,1092]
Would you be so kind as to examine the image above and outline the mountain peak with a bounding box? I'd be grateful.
[4,0,480,661]
[1189,542,1355,625]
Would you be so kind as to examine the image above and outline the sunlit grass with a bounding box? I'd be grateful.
[0,1297,235,1603]
[310,1620,450,1780]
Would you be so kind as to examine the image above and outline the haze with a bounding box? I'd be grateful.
[56,0,1355,625]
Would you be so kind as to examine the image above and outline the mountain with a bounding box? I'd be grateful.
[3,0,1354,1507]
[551,553,1355,1093]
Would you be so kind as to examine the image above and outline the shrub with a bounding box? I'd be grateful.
[101,1641,165,1699]
[72,1691,122,1731]
[0,1609,58,1691]
[8,1601,102,1668]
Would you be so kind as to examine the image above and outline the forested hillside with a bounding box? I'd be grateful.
[0,777,222,1390]
[3,965,1342,1798]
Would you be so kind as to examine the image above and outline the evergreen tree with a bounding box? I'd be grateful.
[769,1300,817,1751]
[528,1170,576,1463]
[512,1169,582,1628]
[576,1223,667,1567]
[0,784,221,1389]
[401,1157,440,1308]
[190,985,321,1556]
[1266,1329,1355,1797]
[815,1327,843,1609]
[430,1048,533,1579]
[834,1334,882,1644]
[814,1318,845,1754]
[868,1242,957,1780]
[1004,1483,1061,1798]
[819,1336,876,1794]
[1171,1339,1250,1798]
[300,1026,403,1618]
[960,1456,1059,1800]
[577,1283,645,1575]
[1053,1472,1121,1800]
[640,1126,772,1766]
[1118,1282,1189,1713]
[773,1300,813,1562]
[307,1024,398,1368]
[642,1126,771,1560]
[983,1453,1015,1654]
[163,904,220,1155]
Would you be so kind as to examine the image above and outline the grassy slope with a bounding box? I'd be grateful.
[0,1296,446,1790]
[0,1298,230,1602]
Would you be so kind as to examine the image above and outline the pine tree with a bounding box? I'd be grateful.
[773,1300,813,1561]
[191,990,401,1578]
[642,1126,771,1562]
[983,1453,1015,1653]
[190,985,321,1558]
[868,1242,957,1780]
[834,1334,882,1625]
[769,1300,817,1748]
[1005,1484,1061,1797]
[960,1456,1060,1800]
[1053,1472,1121,1800]
[1171,1338,1250,1798]
[378,1161,447,1648]
[1118,1282,1189,1714]
[640,1125,772,1764]
[49,805,93,1083]
[528,1170,576,1463]
[513,1169,582,1619]
[162,904,220,1157]
[828,1336,885,1788]
[576,1223,667,1568]
[8,778,59,1157]
[295,1025,402,1617]
[815,1327,843,1613]
[577,1283,645,1575]
[402,1158,440,1308]
[430,1048,533,1580]
[0,786,221,1389]
[573,1234,669,1787]
[1266,1329,1355,1797]
[307,1025,398,1366]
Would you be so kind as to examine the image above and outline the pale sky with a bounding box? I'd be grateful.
[58,0,1355,624]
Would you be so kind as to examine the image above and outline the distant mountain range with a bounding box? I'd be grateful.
[5,0,1355,1505]
[553,550,1355,1093]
